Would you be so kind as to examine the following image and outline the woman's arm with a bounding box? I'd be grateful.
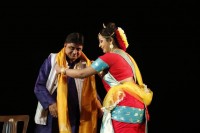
[55,64,97,78]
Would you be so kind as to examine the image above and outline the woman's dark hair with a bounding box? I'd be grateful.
[65,32,84,45]
[99,22,117,37]
[99,22,119,47]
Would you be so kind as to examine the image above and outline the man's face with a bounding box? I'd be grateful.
[64,43,83,62]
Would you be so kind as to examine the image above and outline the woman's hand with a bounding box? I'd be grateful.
[55,64,62,74]
[55,64,68,75]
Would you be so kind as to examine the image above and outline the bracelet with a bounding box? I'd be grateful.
[60,67,66,75]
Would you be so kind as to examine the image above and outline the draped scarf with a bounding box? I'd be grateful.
[103,50,153,106]
[56,48,100,133]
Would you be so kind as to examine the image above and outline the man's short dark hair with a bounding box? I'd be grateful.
[65,32,84,45]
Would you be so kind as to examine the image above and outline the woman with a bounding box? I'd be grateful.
[56,22,153,133]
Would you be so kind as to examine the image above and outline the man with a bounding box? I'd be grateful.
[34,32,102,133]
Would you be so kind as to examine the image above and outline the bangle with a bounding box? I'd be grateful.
[60,67,66,75]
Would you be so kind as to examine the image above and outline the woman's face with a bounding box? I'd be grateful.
[98,34,111,53]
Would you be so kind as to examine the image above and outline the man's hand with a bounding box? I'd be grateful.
[98,107,103,118]
[49,103,58,118]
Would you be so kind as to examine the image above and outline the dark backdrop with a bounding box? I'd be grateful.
[0,1,198,133]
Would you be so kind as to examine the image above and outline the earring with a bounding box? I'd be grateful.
[110,44,114,50]
[103,23,106,28]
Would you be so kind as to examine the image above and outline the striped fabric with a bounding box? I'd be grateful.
[34,53,57,125]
